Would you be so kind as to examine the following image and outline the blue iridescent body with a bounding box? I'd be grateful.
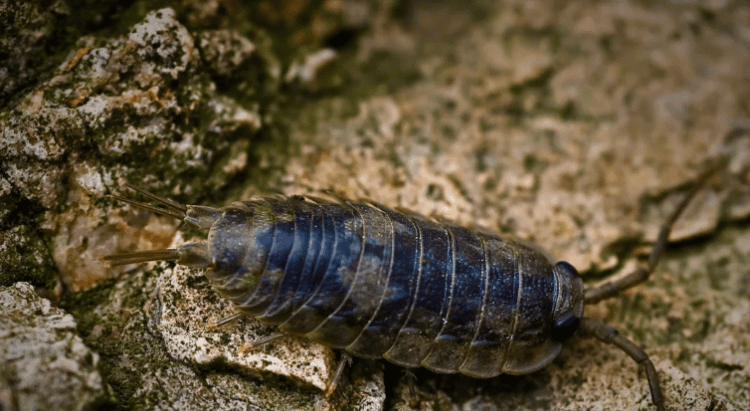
[202,197,583,377]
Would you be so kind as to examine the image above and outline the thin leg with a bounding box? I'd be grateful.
[402,368,417,397]
[584,161,720,303]
[249,332,285,347]
[580,317,665,411]
[238,332,286,353]
[207,312,245,330]
[325,353,353,397]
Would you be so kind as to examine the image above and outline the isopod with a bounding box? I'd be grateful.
[103,163,720,411]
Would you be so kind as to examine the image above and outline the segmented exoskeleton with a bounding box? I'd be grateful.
[104,163,719,411]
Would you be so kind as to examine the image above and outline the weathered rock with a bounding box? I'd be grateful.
[155,261,337,392]
[3,0,750,410]
[277,1,750,409]
[0,282,109,411]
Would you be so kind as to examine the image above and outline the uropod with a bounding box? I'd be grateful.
[103,163,720,411]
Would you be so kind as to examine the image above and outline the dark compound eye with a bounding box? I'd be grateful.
[551,312,580,342]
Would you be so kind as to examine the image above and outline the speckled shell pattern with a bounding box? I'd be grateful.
[204,197,577,378]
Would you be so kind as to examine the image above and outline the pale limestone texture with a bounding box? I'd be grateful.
[277,1,750,410]
[2,1,749,410]
[0,283,107,410]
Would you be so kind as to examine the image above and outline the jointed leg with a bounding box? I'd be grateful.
[238,332,286,353]
[402,368,417,397]
[208,312,245,330]
[584,162,720,304]
[580,318,665,411]
[325,353,353,397]
[248,332,285,347]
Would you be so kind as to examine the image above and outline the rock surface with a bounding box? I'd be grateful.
[0,282,108,411]
[1,1,749,410]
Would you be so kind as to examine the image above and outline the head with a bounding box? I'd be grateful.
[550,261,584,342]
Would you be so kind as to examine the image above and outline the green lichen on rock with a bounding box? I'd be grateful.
[60,272,198,410]
[0,223,58,294]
